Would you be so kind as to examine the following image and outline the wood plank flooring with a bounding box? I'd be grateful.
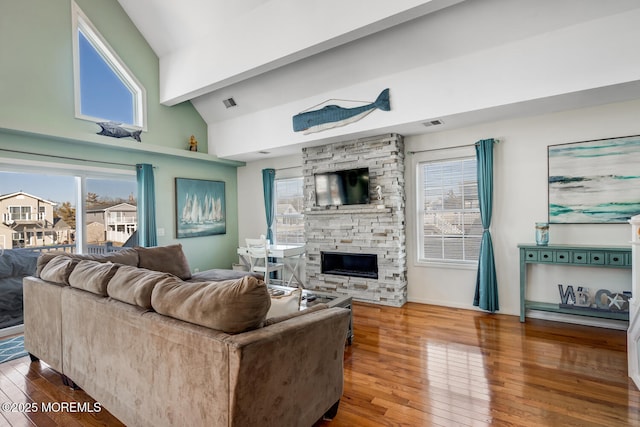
[2,302,639,426]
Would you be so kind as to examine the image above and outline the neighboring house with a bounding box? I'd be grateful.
[0,191,71,249]
[0,223,11,251]
[86,203,137,244]
[53,218,74,245]
[277,203,302,224]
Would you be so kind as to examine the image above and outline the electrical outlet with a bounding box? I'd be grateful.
[157,227,165,236]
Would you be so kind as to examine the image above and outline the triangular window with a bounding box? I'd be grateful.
[72,1,146,129]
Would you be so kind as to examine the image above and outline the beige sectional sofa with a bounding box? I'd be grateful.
[23,245,350,427]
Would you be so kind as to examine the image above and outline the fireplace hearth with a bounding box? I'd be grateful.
[321,252,378,279]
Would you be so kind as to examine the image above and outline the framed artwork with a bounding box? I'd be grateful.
[175,178,226,237]
[548,135,640,224]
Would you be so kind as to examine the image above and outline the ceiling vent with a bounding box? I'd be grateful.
[223,98,237,108]
[422,119,443,127]
[258,151,270,155]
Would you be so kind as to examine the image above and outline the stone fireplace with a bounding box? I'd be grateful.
[303,134,407,306]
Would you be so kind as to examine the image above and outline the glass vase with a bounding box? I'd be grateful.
[535,222,549,246]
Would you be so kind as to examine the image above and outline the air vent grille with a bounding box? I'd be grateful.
[422,119,443,127]
[223,98,237,108]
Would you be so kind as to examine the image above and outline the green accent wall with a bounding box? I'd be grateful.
[0,0,242,271]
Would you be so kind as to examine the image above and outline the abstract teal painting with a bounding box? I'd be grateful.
[548,135,640,223]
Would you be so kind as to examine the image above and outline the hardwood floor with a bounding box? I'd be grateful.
[2,302,639,426]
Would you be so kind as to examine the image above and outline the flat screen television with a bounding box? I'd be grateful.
[314,167,370,206]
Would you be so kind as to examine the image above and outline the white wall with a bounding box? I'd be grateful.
[209,3,640,159]
[405,98,640,323]
[237,98,640,324]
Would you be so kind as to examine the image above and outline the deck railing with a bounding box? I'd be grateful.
[11,242,125,255]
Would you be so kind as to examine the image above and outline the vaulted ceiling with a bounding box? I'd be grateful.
[117,0,640,161]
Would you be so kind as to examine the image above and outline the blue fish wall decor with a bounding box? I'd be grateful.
[96,121,142,142]
[293,88,390,134]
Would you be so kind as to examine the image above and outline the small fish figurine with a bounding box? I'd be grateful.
[96,121,142,142]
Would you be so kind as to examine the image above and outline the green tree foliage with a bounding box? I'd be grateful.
[86,192,100,207]
[54,201,76,229]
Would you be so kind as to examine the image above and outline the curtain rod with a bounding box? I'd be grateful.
[407,139,500,155]
[0,147,142,168]
[276,165,302,172]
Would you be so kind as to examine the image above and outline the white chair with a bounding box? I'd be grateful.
[245,238,284,285]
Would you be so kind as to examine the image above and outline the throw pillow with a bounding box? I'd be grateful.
[267,288,302,319]
[135,244,192,280]
[68,260,120,296]
[151,276,270,334]
[39,255,79,285]
[107,265,176,309]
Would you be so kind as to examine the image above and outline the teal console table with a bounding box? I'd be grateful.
[518,244,631,322]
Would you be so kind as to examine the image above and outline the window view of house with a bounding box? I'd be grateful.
[0,172,137,251]
[0,173,76,250]
[274,177,304,244]
[85,178,137,247]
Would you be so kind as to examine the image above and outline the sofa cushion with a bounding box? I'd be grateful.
[36,248,139,277]
[151,276,270,334]
[68,260,120,296]
[107,265,176,309]
[267,288,302,319]
[39,255,78,285]
[135,244,191,280]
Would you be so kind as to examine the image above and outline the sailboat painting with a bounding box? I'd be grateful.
[175,178,226,237]
[548,135,640,224]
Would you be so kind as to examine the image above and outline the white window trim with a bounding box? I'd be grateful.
[71,1,147,130]
[413,145,479,268]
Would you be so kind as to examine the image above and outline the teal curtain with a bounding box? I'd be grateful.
[262,168,276,243]
[136,164,157,247]
[473,139,498,312]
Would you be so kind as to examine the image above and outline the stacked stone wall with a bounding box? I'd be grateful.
[303,134,407,306]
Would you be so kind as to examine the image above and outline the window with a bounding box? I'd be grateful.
[274,177,304,244]
[72,1,146,129]
[85,178,137,245]
[0,169,136,250]
[417,157,481,264]
[8,206,31,221]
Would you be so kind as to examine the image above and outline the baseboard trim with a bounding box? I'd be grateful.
[0,324,24,339]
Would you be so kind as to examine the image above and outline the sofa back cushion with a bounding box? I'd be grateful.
[107,265,176,309]
[36,248,139,277]
[68,260,120,296]
[39,256,78,285]
[151,276,270,334]
[135,244,191,280]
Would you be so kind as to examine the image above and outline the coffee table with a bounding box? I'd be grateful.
[268,285,353,345]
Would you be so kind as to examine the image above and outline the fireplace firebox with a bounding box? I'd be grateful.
[321,252,378,279]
